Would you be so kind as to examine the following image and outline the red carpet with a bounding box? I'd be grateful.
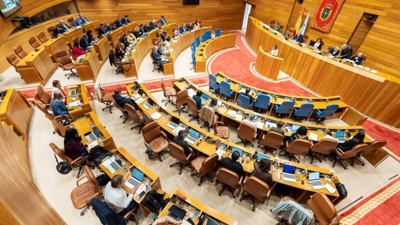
[340,177,400,224]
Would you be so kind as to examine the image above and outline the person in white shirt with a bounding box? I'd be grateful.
[270,44,278,56]
[104,174,139,216]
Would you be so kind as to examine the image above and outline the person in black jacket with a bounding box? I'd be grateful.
[219,150,245,177]
[337,131,365,152]
[112,88,139,110]
[53,25,64,38]
[338,44,353,59]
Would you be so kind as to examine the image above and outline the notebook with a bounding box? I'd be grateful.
[206,217,219,225]
[168,116,180,129]
[186,129,200,144]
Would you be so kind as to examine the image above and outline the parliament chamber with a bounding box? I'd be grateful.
[0,0,400,224]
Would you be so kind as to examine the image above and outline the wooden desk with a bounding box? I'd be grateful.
[66,84,94,121]
[74,51,101,81]
[94,36,111,62]
[255,46,283,80]
[195,34,236,73]
[16,48,57,85]
[43,36,70,61]
[63,27,84,48]
[158,188,237,225]
[122,22,139,34]
[108,28,124,48]
[82,20,100,35]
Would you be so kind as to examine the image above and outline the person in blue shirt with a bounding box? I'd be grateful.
[151,45,165,71]
[160,15,167,26]
[79,34,90,50]
[122,15,130,24]
[115,18,123,28]
[59,20,70,32]
[97,24,107,37]
[53,25,64,38]
[192,90,203,110]
[78,13,89,24]
[350,52,365,65]
[50,92,69,116]
[106,23,115,32]
[179,24,186,34]
[74,17,83,27]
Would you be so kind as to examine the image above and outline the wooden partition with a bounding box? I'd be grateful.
[246,17,400,127]
[74,51,102,81]
[255,46,284,80]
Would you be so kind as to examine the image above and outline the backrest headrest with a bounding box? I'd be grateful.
[288,139,312,155]
[312,139,338,153]
[168,142,186,162]
[216,167,239,186]
[6,53,20,66]
[49,142,67,161]
[186,97,198,113]
[307,192,337,225]
[176,90,188,105]
[54,50,72,65]
[238,122,256,137]
[245,176,270,199]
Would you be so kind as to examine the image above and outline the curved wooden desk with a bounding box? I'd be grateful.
[246,16,400,127]
[195,33,237,73]
[255,46,283,80]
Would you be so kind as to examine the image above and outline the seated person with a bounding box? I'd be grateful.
[86,30,95,45]
[144,23,152,32]
[187,22,194,31]
[150,19,157,30]
[115,17,123,28]
[106,23,116,32]
[139,24,146,34]
[269,121,285,135]
[239,88,253,104]
[161,31,171,42]
[114,45,125,62]
[59,20,70,32]
[172,28,180,38]
[74,17,83,27]
[160,15,167,26]
[243,113,257,131]
[127,30,136,43]
[293,34,304,43]
[286,125,309,147]
[313,38,324,50]
[219,150,245,177]
[53,25,65,38]
[328,46,340,56]
[133,27,142,38]
[152,216,182,225]
[151,45,166,71]
[179,24,186,34]
[270,44,278,56]
[112,88,139,110]
[274,22,281,32]
[122,15,130,25]
[350,52,365,65]
[173,130,194,156]
[337,44,353,59]
[209,98,219,111]
[64,128,89,159]
[194,20,201,29]
[79,34,90,50]
[104,174,139,216]
[72,42,86,59]
[337,130,365,152]
[78,13,89,24]
[51,80,66,99]
[252,158,273,186]
[192,90,203,110]
[119,33,129,48]
[97,24,107,37]
[50,92,69,116]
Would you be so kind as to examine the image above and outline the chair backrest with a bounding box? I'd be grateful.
[209,74,219,89]
[35,100,54,121]
[340,143,368,159]
[319,104,339,117]
[124,103,142,123]
[49,142,68,162]
[362,53,367,63]
[237,122,256,142]
[168,142,187,163]
[243,176,271,201]
[215,28,221,37]
[237,94,252,109]
[36,85,51,105]
[83,165,101,193]
[269,19,276,27]
[220,81,231,96]
[287,139,312,156]
[307,192,338,225]
[37,31,49,43]
[67,17,74,27]
[312,139,338,155]
[47,25,55,37]
[254,94,270,109]
[216,167,240,188]
[6,53,20,67]
[362,140,387,156]
[195,35,200,46]
[199,153,219,176]
[161,78,168,93]
[54,50,73,66]
[295,103,314,117]
[276,101,294,113]
[111,96,126,114]
[13,45,28,59]
[143,111,153,125]
[175,90,188,107]
[187,97,199,115]
[72,36,79,44]
[142,121,161,143]
[303,33,309,43]
[29,36,41,49]
[51,118,67,138]
[261,131,284,149]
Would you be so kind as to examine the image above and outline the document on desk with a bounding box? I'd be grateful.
[235,115,243,120]
[188,89,196,98]
[136,98,144,104]
[88,140,98,149]
[323,135,337,141]
[132,93,141,99]
[172,126,185,135]
[151,112,161,120]
[68,100,82,108]
[324,183,336,194]
[101,156,119,174]
[216,149,226,158]
[309,132,318,141]
[257,121,265,129]
[266,121,276,128]
[227,110,236,117]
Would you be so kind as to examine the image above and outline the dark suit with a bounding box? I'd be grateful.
[60,23,70,32]
[53,27,64,37]
[79,16,88,24]
[219,158,245,177]
[116,20,123,28]
[173,136,193,156]
[340,46,353,59]
[350,55,364,65]
[112,94,138,110]
[98,27,106,37]
[79,37,90,50]
[187,24,193,31]
[133,30,142,38]
[144,25,151,32]
[74,19,83,27]
[328,48,339,56]
[152,50,164,70]
[150,21,157,30]
[122,18,130,24]
[337,139,360,152]
[160,18,167,26]
[294,34,304,43]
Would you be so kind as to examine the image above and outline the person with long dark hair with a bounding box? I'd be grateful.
[64,128,89,160]
[252,158,273,186]
[337,130,365,152]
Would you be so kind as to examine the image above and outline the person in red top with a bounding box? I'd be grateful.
[51,80,67,104]
[72,41,86,59]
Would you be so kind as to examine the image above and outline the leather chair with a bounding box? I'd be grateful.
[269,19,276,27]
[239,176,272,211]
[213,115,230,139]
[303,34,309,44]
[208,74,220,94]
[314,104,339,125]
[274,101,294,117]
[362,140,387,157]
[142,122,168,162]
[333,143,368,169]
[70,165,101,216]
[6,52,20,72]
[361,53,367,64]
[191,153,218,186]
[287,27,295,38]
[259,131,284,155]
[72,36,79,44]
[237,94,253,109]
[161,79,177,106]
[124,103,144,134]
[286,139,312,162]
[149,51,161,73]
[186,97,200,123]
[309,139,338,164]
[216,167,242,198]
[143,111,153,125]
[67,17,74,27]
[54,50,78,79]
[48,25,55,37]
[307,192,340,225]
[37,31,49,43]
[111,97,129,123]
[35,85,51,108]
[51,118,68,138]
[253,94,270,113]
[236,122,256,147]
[293,102,314,121]
[49,142,89,178]
[36,101,70,132]
[99,87,114,113]
[199,106,215,132]
[171,89,188,116]
[13,45,28,59]
[168,142,192,175]
[29,36,41,50]
[219,81,234,101]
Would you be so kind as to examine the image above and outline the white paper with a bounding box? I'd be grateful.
[324,183,336,194]
[133,93,141,99]
[151,112,161,120]
[136,98,144,104]
[216,149,226,158]
[309,132,318,141]
[266,122,277,128]
[188,89,196,98]
[172,126,184,135]
[256,121,264,129]
[228,110,236,117]
[68,100,81,108]
[88,140,98,149]
[235,115,243,120]
[101,156,119,174]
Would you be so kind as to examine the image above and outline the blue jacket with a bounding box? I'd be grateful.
[152,50,162,62]
[90,198,125,225]
[106,24,115,32]
[50,99,69,116]
[160,18,167,26]
[115,20,123,28]
[122,18,130,24]
[80,37,90,50]
[60,23,70,32]
[74,19,82,27]
[112,94,138,110]
[179,26,186,34]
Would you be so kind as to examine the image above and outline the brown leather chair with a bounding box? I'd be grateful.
[168,142,192,175]
[161,79,176,106]
[13,45,28,59]
[362,53,367,64]
[142,122,168,162]
[124,103,144,134]
[216,167,242,198]
[362,140,387,156]
[49,142,89,178]
[287,27,295,38]
[48,25,55,37]
[111,96,129,123]
[239,176,272,211]
[6,52,20,72]
[54,50,78,79]
[171,89,188,116]
[67,17,74,27]
[70,165,101,216]
[36,100,55,121]
[213,115,229,139]
[286,139,312,162]
[143,111,153,125]
[72,36,79,44]
[236,122,256,147]
[29,36,41,50]
[150,51,161,73]
[303,33,309,44]
[98,87,114,113]
[35,85,52,108]
[190,153,218,186]
[186,97,200,123]
[37,31,49,43]
[259,131,284,155]
[199,106,215,132]
[268,19,276,27]
[51,118,68,138]
[333,143,368,169]
[309,139,338,164]
[307,192,340,225]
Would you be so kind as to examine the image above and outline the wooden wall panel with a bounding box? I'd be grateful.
[247,0,294,29]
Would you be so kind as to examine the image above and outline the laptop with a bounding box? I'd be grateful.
[231,147,243,156]
[257,154,270,161]
[309,171,324,189]
[69,90,76,98]
[282,164,296,182]
[109,155,122,171]
[84,132,97,142]
[185,129,200,144]
[168,116,180,129]
[125,168,145,189]
[201,93,209,101]
[144,98,154,109]
[168,205,186,221]
[291,124,301,132]
[336,130,346,143]
[206,217,219,225]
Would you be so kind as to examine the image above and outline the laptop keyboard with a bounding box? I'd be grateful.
[283,173,296,182]
[186,135,197,144]
[144,103,151,109]
[110,162,120,170]
[167,122,178,129]
[127,177,140,187]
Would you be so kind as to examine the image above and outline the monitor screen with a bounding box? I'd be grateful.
[231,147,243,156]
[257,154,270,161]
[1,0,21,18]
[171,116,180,124]
[206,217,219,225]
[132,168,144,181]
[138,88,144,96]
[201,93,209,100]
[147,98,154,106]
[283,164,296,174]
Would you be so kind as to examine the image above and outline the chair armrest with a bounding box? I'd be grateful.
[143,141,149,147]
[238,175,244,185]
[335,148,344,156]
[85,192,100,206]
[243,175,249,184]
[76,174,88,186]
[70,155,88,166]
[216,121,225,126]
[185,153,193,161]
[161,131,168,139]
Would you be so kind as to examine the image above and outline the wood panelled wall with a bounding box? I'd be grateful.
[248,0,400,77]
[77,0,245,31]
